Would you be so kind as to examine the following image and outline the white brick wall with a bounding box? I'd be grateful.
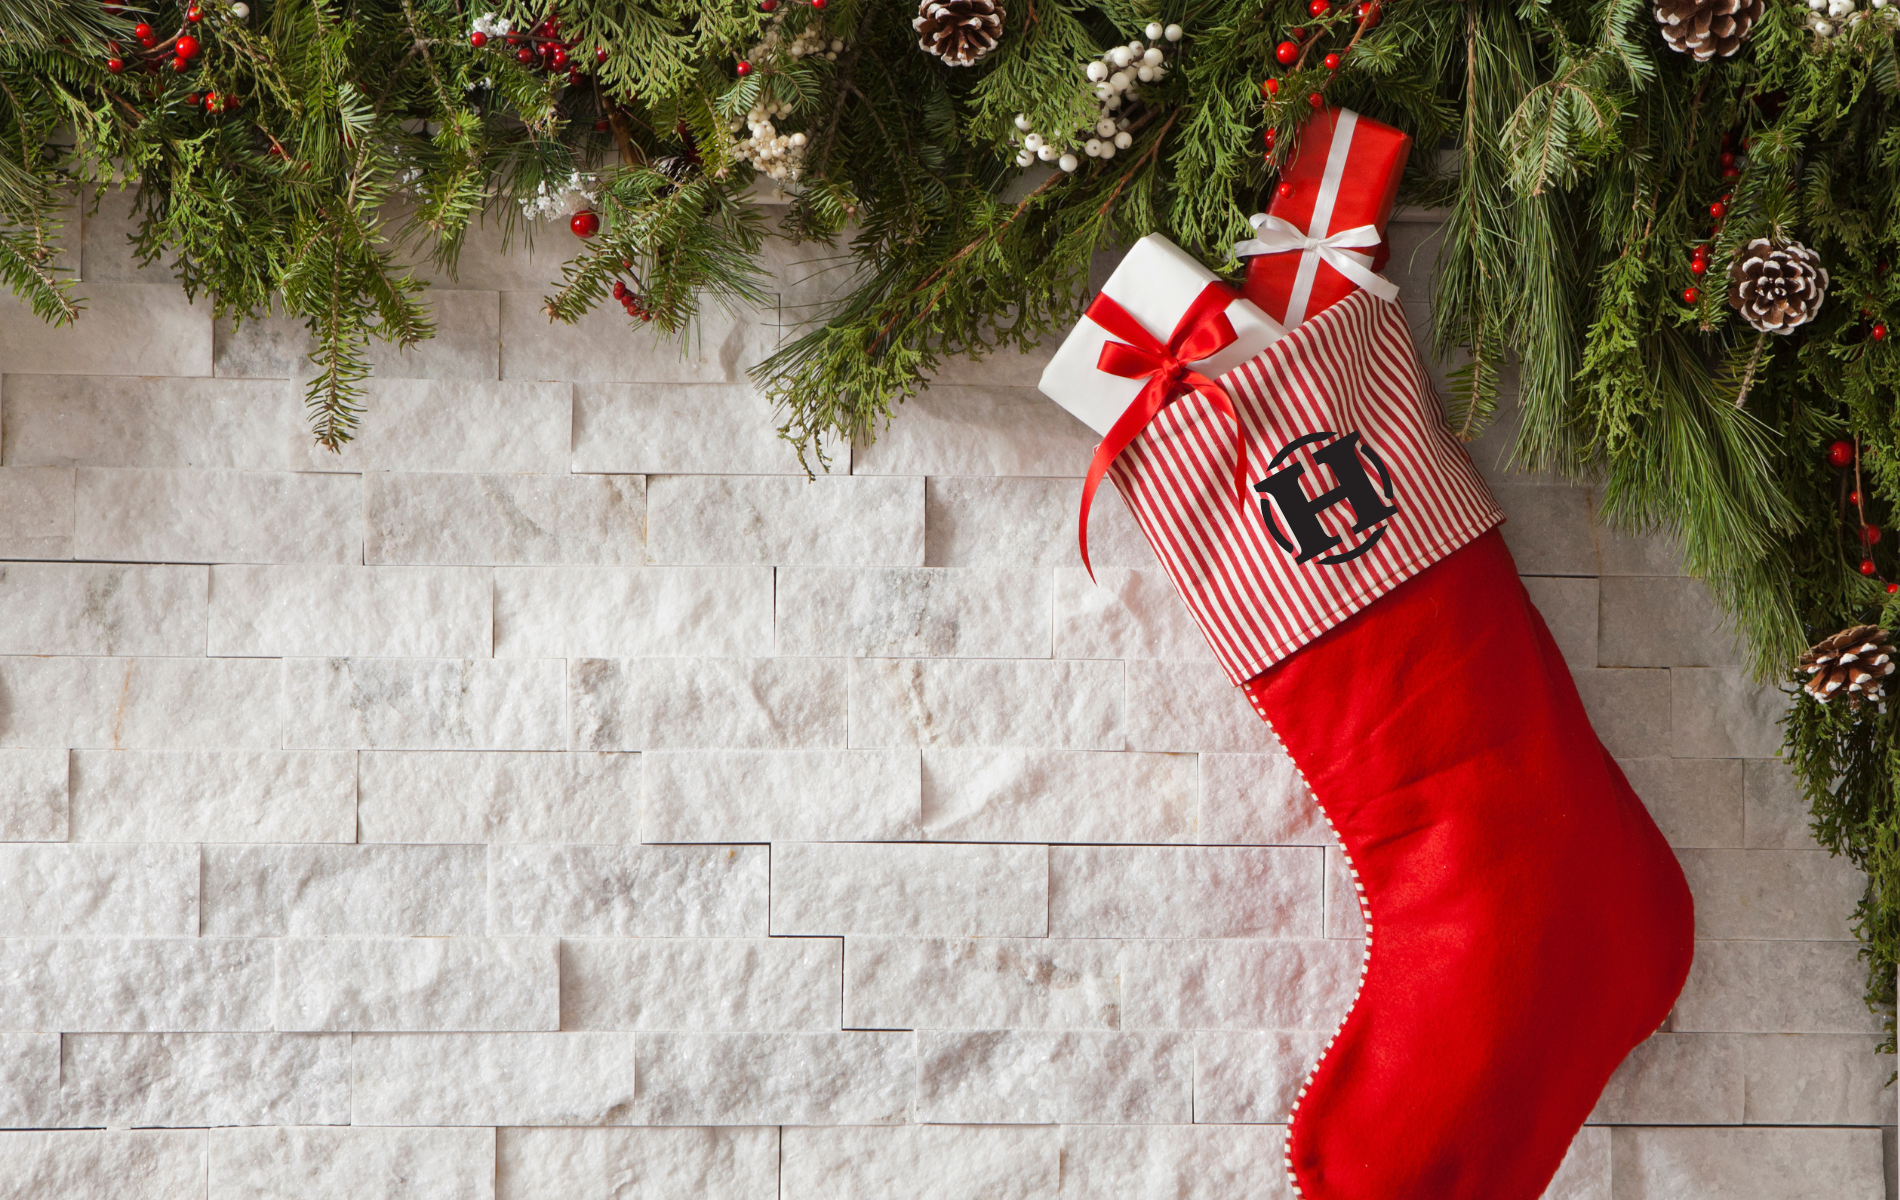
[0,207,1889,1199]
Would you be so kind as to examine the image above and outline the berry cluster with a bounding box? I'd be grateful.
[469,11,607,87]
[736,0,836,76]
[611,278,652,323]
[1826,439,1897,593]
[1007,21,1182,174]
[1259,0,1379,159]
[103,0,236,77]
[1680,133,1746,306]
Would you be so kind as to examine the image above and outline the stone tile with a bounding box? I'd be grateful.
[1593,519,1684,578]
[1,375,299,469]
[1121,939,1361,1032]
[1569,668,1670,759]
[1616,758,1744,848]
[209,565,491,658]
[209,1126,496,1200]
[500,291,777,385]
[572,658,846,751]
[1543,1126,1611,1200]
[494,567,773,659]
[1049,846,1323,938]
[1189,1030,1326,1123]
[1054,567,1214,662]
[777,567,1051,658]
[62,1032,351,1126]
[915,1030,1191,1124]
[1324,846,1364,939]
[290,380,567,474]
[1598,577,1741,668]
[0,748,67,841]
[0,1032,60,1126]
[366,472,645,567]
[358,750,639,844]
[1610,1127,1883,1199]
[636,1031,913,1125]
[1198,749,1329,846]
[848,659,1121,749]
[843,936,1124,1031]
[202,845,486,937]
[770,842,1048,937]
[0,938,273,1031]
[1670,668,1788,759]
[0,285,212,377]
[560,937,840,1031]
[1743,758,1822,850]
[0,1131,207,1198]
[413,215,582,292]
[212,310,306,379]
[0,845,197,936]
[0,467,74,558]
[497,1126,778,1200]
[851,385,1100,477]
[70,749,354,843]
[920,748,1195,843]
[1673,940,1877,1033]
[276,937,559,1032]
[74,468,361,564]
[1492,485,1596,575]
[351,1032,639,1126]
[1588,1033,1743,1124]
[350,290,502,384]
[488,844,768,937]
[0,655,280,749]
[1520,576,1597,667]
[1126,661,1276,753]
[925,476,1152,570]
[646,475,924,566]
[1058,1124,1294,1200]
[1676,849,1861,940]
[76,186,144,281]
[284,657,567,750]
[925,340,1054,389]
[642,748,919,842]
[1742,1033,1891,1125]
[780,1125,1058,1200]
[0,563,206,657]
[573,382,834,475]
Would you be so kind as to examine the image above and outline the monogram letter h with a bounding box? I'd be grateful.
[1254,432,1400,565]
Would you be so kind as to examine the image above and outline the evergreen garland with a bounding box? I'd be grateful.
[3,0,1897,1047]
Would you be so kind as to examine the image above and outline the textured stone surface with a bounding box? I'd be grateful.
[1670,668,1788,759]
[0,563,207,656]
[572,658,846,751]
[0,285,211,376]
[1189,1030,1326,1123]
[488,844,768,937]
[209,1126,497,1200]
[500,291,777,385]
[1054,568,1215,662]
[851,384,1099,477]
[0,1032,59,1127]
[920,748,1194,843]
[780,1124,1058,1200]
[1,375,298,469]
[1677,849,1863,940]
[843,936,1124,1031]
[291,380,569,473]
[847,659,1122,749]
[1120,939,1361,1031]
[561,937,840,1031]
[1743,757,1821,850]
[202,845,486,937]
[1198,750,1327,846]
[0,655,280,749]
[0,845,196,936]
[495,567,773,658]
[210,565,491,658]
[1125,661,1277,753]
[1568,668,1671,759]
[357,750,639,844]
[1617,758,1744,848]
[275,937,559,1032]
[0,1131,207,1198]
[1588,1033,1744,1124]
[1543,1127,1611,1200]
[777,567,1051,658]
[0,467,74,559]
[771,842,1048,937]
[498,1126,779,1200]
[635,1032,915,1124]
[1519,575,1598,668]
[1673,939,1875,1033]
[573,382,828,475]
[61,1032,351,1126]
[0,747,67,840]
[1491,484,1597,576]
[924,476,1151,569]
[366,473,645,566]
[642,749,919,842]
[1610,1127,1884,1199]
[1058,1124,1293,1200]
[646,476,924,566]
[0,938,272,1031]
[351,1032,639,1126]
[283,657,567,750]
[69,749,356,843]
[74,468,361,563]
[1598,576,1740,667]
[915,1031,1191,1124]
[1741,1033,1891,1125]
[1049,847,1323,938]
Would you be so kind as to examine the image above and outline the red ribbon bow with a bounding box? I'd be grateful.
[1079,281,1250,576]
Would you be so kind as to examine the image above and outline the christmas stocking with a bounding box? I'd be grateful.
[1039,237,1694,1199]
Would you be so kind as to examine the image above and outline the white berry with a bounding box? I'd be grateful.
[1016,149,1033,167]
[1814,16,1836,31]
[1014,113,1032,132]
[1829,0,1854,15]
[1089,118,1110,137]
[1145,22,1164,38]
[1087,61,1108,81]
[1113,130,1132,149]
[230,1,249,14]
[1104,93,1123,110]
[1037,143,1058,161]
[1085,138,1103,156]
[1058,153,1079,172]
[1094,82,1114,100]
[1136,65,1154,82]
[1099,143,1116,160]
[1164,23,1183,40]
[1110,47,1132,67]
[1128,40,1144,53]
[1110,71,1131,91]
[1023,133,1044,151]
[1142,47,1164,66]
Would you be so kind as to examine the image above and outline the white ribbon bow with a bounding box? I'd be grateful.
[1233,212,1401,318]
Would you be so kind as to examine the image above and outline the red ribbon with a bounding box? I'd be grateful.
[1078,282,1250,577]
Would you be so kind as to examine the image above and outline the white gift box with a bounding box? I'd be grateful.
[1037,234,1287,436]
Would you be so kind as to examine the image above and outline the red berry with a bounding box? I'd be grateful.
[1275,41,1298,65]
[186,92,200,106]
[1307,92,1323,108]
[1722,167,1739,179]
[1887,583,1897,594]
[133,22,152,39]
[551,47,568,68]
[470,30,487,47]
[1263,128,1276,148]
[187,4,202,20]
[106,56,124,72]
[1866,525,1884,546]
[1861,559,1878,577]
[1263,78,1279,96]
[175,34,199,58]
[1276,181,1295,200]
[1682,287,1699,304]
[1324,53,1341,69]
[203,92,217,111]
[735,59,752,76]
[139,34,156,48]
[516,46,535,63]
[570,210,600,238]
[1290,27,1306,37]
[1690,260,1706,276]
[1720,150,1735,167]
[1709,201,1726,219]
[1876,324,1889,342]
[812,0,827,8]
[171,55,188,71]
[612,281,629,299]
[592,118,609,131]
[1357,1,1380,24]
[1309,0,1330,14]
[596,47,608,63]
[1829,440,1857,468]
[1852,490,1864,506]
[761,0,778,7]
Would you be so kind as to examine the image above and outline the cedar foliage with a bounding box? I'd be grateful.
[3,0,1898,1048]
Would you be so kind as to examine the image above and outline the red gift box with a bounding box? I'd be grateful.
[1240,107,1411,327]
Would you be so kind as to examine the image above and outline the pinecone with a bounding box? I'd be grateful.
[1728,238,1829,334]
[1654,0,1762,60]
[915,0,1004,67]
[1799,624,1896,708]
